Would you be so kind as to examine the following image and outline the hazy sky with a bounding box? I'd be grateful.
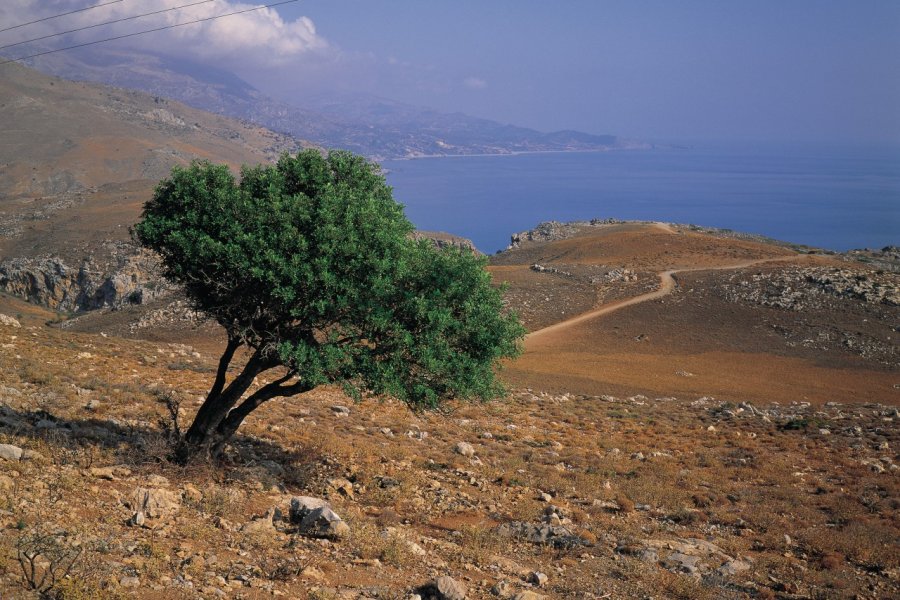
[4,1,900,143]
[273,1,900,143]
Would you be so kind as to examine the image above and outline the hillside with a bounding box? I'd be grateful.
[0,62,319,314]
[0,61,309,260]
[490,221,898,405]
[0,221,897,599]
[23,48,637,160]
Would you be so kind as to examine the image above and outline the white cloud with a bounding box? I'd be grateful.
[463,76,487,90]
[0,0,330,67]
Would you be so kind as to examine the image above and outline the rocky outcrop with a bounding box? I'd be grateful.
[722,267,899,310]
[506,218,623,250]
[412,230,479,253]
[0,246,169,312]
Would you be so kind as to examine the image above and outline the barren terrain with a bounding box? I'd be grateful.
[0,221,897,599]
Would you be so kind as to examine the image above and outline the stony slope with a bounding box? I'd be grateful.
[0,62,313,312]
[0,285,897,599]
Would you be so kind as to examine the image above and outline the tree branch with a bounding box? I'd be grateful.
[211,375,313,451]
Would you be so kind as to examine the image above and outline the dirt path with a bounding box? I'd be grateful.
[526,255,803,341]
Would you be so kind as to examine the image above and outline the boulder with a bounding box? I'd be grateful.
[418,575,467,600]
[717,558,752,577]
[454,442,475,457]
[130,487,180,525]
[299,506,350,539]
[289,496,330,523]
[0,314,21,328]
[0,444,23,461]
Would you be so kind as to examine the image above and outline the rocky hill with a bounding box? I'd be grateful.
[0,62,317,312]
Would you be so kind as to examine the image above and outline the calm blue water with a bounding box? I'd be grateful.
[382,143,900,254]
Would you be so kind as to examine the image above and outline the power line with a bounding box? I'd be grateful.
[0,0,128,34]
[0,0,302,66]
[1,0,220,51]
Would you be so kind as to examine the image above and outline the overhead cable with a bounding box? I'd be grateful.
[0,0,128,34]
[0,0,302,66]
[0,0,220,51]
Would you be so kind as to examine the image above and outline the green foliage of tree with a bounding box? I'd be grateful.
[134,149,524,460]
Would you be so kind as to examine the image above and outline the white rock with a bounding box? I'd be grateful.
[0,314,21,328]
[0,444,23,461]
[454,441,476,457]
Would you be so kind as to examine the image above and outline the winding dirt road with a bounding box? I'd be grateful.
[527,255,804,341]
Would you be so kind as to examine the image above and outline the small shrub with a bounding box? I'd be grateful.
[16,529,83,594]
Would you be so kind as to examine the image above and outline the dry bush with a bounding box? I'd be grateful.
[456,524,503,566]
[15,528,83,594]
[347,520,416,568]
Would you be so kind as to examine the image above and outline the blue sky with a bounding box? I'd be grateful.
[269,1,900,143]
[3,1,899,143]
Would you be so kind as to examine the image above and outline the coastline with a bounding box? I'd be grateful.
[381,144,657,163]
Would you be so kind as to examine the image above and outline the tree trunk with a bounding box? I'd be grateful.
[178,347,269,462]
[208,377,313,457]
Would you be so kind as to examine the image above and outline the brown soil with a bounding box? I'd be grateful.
[492,223,897,407]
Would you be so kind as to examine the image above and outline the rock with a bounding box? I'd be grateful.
[491,580,510,596]
[130,487,180,524]
[0,314,21,328]
[331,405,351,417]
[717,558,752,577]
[0,250,167,313]
[299,506,349,539]
[412,231,479,253]
[454,442,475,457]
[662,551,702,575]
[119,576,140,588]
[496,522,586,549]
[328,477,355,499]
[512,593,546,600]
[527,571,548,586]
[0,474,15,491]
[241,508,277,535]
[289,496,330,523]
[0,444,23,461]
[418,575,467,600]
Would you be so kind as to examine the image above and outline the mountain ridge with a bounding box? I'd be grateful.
[20,48,641,160]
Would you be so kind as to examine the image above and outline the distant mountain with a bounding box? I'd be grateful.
[21,48,639,160]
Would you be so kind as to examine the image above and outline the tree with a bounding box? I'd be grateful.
[135,149,525,461]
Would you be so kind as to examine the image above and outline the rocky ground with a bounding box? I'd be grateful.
[0,221,897,599]
[0,293,898,599]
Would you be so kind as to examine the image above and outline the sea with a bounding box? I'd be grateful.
[382,142,900,255]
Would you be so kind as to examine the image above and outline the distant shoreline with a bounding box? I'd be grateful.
[380,145,659,163]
